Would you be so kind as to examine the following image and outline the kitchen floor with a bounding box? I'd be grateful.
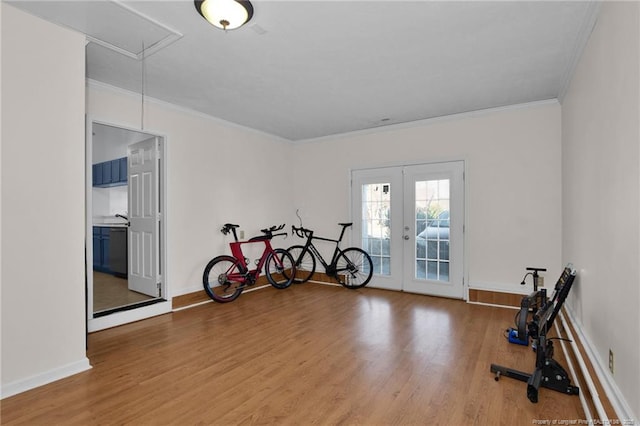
[93,272,154,313]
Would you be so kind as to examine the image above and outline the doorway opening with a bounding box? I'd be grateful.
[86,121,169,330]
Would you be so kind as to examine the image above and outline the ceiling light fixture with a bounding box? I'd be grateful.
[194,0,254,31]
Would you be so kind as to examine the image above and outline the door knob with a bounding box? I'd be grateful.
[403,235,410,240]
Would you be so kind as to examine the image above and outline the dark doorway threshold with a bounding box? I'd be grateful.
[93,298,166,318]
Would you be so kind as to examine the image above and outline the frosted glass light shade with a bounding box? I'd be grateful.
[195,0,254,30]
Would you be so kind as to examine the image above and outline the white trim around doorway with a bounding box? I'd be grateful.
[85,117,170,332]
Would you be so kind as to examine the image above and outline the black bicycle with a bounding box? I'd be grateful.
[287,222,373,289]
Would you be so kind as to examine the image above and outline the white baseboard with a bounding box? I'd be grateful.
[466,300,520,310]
[564,306,638,423]
[1,357,92,399]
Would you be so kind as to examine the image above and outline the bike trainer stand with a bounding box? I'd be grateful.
[491,265,579,403]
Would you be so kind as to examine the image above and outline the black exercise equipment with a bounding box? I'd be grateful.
[507,266,548,345]
[491,264,579,403]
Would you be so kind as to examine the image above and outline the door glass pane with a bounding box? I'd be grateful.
[415,179,450,282]
[361,183,391,275]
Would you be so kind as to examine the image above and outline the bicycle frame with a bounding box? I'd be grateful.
[222,223,290,283]
[301,237,339,271]
[296,224,350,271]
[228,238,276,280]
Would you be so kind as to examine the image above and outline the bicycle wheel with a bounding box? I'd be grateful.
[335,247,373,289]
[265,248,295,289]
[286,245,316,283]
[203,255,245,303]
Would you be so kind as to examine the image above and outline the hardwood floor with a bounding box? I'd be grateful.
[2,283,584,425]
[93,271,154,313]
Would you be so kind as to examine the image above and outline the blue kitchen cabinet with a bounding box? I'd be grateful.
[93,226,111,273]
[93,163,102,186]
[102,161,112,184]
[119,157,127,182]
[100,228,110,271]
[111,158,120,183]
[92,227,101,269]
[92,157,127,187]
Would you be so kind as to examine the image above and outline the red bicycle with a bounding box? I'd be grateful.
[203,223,295,303]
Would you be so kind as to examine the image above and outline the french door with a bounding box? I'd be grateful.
[352,161,464,298]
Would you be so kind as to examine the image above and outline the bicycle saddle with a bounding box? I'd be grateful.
[221,223,240,235]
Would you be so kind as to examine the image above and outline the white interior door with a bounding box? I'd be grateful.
[352,161,465,298]
[128,137,160,297]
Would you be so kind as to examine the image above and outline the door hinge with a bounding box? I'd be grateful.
[157,282,162,297]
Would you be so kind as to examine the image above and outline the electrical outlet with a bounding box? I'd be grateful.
[239,230,245,239]
[609,349,614,374]
[539,276,544,287]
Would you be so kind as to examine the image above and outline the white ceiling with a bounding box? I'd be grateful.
[10,1,600,141]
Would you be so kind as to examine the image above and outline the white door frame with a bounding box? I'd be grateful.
[85,118,170,332]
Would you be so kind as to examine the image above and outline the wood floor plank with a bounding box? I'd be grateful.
[1,283,584,425]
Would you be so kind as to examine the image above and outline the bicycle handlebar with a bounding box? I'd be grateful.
[221,223,287,241]
[257,224,287,240]
[261,224,285,234]
[292,222,353,242]
[291,225,313,239]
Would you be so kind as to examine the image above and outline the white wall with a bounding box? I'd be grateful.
[1,4,90,397]
[561,1,640,419]
[92,137,127,163]
[86,83,294,297]
[91,123,150,164]
[93,186,128,218]
[291,102,563,292]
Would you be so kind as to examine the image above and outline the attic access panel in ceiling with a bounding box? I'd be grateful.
[8,0,182,59]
